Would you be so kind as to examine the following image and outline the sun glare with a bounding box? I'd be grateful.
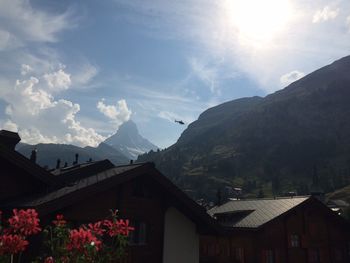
[226,0,292,46]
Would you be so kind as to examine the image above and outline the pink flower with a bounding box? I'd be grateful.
[104,219,134,237]
[0,234,29,255]
[118,219,134,236]
[66,228,101,252]
[44,256,54,263]
[8,209,41,236]
[87,221,105,236]
[52,214,66,227]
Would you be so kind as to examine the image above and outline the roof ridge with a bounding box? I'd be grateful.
[228,195,310,202]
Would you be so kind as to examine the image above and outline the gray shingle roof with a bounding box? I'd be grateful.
[208,197,310,228]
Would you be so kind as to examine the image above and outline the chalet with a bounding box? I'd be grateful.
[0,130,219,263]
[1,129,350,263]
[200,197,350,263]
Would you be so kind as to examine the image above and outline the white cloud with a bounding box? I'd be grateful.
[189,57,218,94]
[112,0,350,93]
[312,6,339,23]
[280,70,305,86]
[43,69,71,92]
[71,63,98,86]
[0,0,73,47]
[97,99,132,128]
[20,64,33,76]
[0,29,19,51]
[1,120,18,132]
[2,68,105,147]
[346,16,350,31]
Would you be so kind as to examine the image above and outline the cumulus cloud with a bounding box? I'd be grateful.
[2,68,105,147]
[97,99,132,128]
[312,6,339,23]
[280,70,305,86]
[43,69,71,92]
[1,120,18,132]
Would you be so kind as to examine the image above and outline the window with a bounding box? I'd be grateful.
[290,234,300,248]
[128,220,148,245]
[262,249,275,263]
[230,246,244,262]
[308,248,320,263]
[266,250,274,263]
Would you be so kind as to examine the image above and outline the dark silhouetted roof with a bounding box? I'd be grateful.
[10,163,144,208]
[51,159,115,184]
[0,144,56,186]
[209,197,309,228]
[6,161,220,234]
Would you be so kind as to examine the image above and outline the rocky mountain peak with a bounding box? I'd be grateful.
[104,120,158,160]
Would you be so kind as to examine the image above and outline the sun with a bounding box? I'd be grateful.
[226,0,292,46]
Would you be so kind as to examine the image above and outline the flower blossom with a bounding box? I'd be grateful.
[104,219,134,237]
[0,234,29,255]
[66,228,101,252]
[44,256,54,263]
[8,209,41,236]
[87,221,105,236]
[52,214,66,227]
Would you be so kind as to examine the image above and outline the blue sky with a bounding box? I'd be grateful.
[1,0,350,148]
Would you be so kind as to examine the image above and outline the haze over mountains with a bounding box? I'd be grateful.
[17,120,158,168]
[138,55,350,200]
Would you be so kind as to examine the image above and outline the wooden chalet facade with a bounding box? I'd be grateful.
[0,130,218,263]
[1,129,350,263]
[200,197,350,263]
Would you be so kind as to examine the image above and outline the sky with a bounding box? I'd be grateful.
[0,0,350,148]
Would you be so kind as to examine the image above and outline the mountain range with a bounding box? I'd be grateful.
[138,55,350,201]
[17,120,158,168]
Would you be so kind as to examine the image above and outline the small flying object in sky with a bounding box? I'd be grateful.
[175,120,185,125]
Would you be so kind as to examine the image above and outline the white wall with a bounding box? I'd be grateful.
[163,207,199,263]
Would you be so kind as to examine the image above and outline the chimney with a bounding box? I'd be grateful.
[73,153,79,165]
[56,158,61,169]
[30,148,37,163]
[0,130,21,150]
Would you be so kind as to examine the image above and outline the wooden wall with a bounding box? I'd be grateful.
[57,175,167,263]
[200,201,350,263]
